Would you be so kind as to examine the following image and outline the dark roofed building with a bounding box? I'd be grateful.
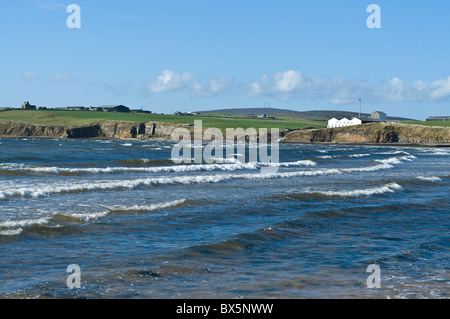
[426,116,450,121]
[58,106,87,111]
[98,105,130,113]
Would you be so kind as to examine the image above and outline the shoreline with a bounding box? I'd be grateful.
[1,120,449,147]
[1,134,449,147]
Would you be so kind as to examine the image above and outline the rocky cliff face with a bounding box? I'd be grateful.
[0,121,67,138]
[0,120,181,140]
[283,122,450,145]
[2,120,449,145]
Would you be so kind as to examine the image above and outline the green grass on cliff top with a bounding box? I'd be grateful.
[0,109,327,130]
[404,120,450,127]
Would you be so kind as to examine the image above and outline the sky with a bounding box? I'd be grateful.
[1,0,450,120]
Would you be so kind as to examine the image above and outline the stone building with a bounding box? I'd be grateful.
[22,101,37,110]
[371,111,387,121]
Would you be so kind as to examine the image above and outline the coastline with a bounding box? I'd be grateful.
[1,135,449,147]
[1,119,449,147]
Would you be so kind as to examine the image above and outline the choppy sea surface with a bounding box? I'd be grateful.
[0,138,448,299]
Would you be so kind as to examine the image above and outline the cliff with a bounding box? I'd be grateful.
[0,120,181,140]
[1,120,449,145]
[283,122,450,145]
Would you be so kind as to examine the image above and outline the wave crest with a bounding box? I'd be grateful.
[304,182,402,198]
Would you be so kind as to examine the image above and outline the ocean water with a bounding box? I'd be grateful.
[0,138,448,299]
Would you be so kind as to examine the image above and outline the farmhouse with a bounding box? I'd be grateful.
[22,101,37,110]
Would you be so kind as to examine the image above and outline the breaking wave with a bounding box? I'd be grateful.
[0,217,51,237]
[0,154,417,201]
[0,217,50,228]
[0,160,317,176]
[303,182,403,198]
[338,154,416,173]
[339,163,394,172]
[106,199,187,214]
[0,169,341,200]
[0,199,187,235]
[375,155,417,165]
[0,228,24,236]
[348,154,371,158]
[415,176,442,182]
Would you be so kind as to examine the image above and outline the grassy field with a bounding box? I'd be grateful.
[0,109,327,130]
[404,121,450,127]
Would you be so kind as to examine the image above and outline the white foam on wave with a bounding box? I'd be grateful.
[377,157,402,165]
[262,160,317,167]
[339,154,417,173]
[378,150,411,155]
[0,217,50,228]
[340,163,394,172]
[415,176,442,182]
[107,199,186,212]
[0,159,318,175]
[375,155,417,166]
[430,150,450,156]
[0,168,342,200]
[62,199,187,221]
[0,200,187,233]
[0,154,412,201]
[305,182,403,197]
[348,154,371,158]
[63,210,110,222]
[0,228,23,236]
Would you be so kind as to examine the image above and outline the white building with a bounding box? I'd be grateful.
[328,117,362,128]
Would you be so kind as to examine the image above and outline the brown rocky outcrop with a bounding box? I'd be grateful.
[283,122,450,145]
[0,120,181,140]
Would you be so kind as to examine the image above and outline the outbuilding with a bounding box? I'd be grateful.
[98,105,130,113]
[426,116,450,121]
[371,111,387,121]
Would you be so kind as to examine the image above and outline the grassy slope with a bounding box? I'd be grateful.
[0,110,327,130]
[404,121,450,127]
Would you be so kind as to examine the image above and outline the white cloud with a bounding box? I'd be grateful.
[49,73,74,82]
[248,70,369,104]
[247,82,263,96]
[145,70,233,97]
[147,70,194,93]
[192,77,234,96]
[273,70,312,93]
[141,69,450,105]
[429,76,450,99]
[22,72,38,81]
[375,76,450,102]
[375,77,405,102]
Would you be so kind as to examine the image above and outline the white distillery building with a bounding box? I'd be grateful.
[327,118,362,128]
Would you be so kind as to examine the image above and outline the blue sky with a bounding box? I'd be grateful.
[1,0,450,119]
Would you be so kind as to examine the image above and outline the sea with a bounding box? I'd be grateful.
[0,137,448,299]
